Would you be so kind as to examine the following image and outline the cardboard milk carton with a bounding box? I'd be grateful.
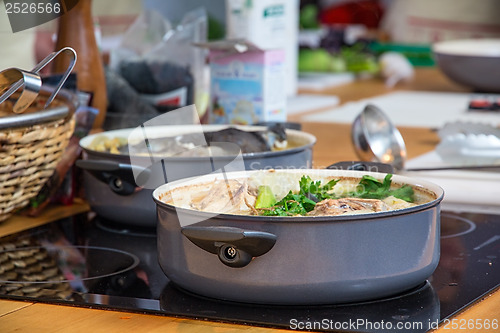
[225,0,299,96]
[206,40,286,125]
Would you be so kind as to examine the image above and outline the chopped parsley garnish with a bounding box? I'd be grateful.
[257,174,414,216]
[259,176,338,216]
[349,174,414,202]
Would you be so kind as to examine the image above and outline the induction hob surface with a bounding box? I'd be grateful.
[0,211,498,333]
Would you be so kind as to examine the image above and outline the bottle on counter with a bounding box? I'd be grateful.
[52,0,107,129]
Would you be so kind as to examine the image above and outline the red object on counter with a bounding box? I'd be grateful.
[319,0,384,28]
[469,98,492,109]
[468,96,500,112]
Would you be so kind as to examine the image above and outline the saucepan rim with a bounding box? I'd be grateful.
[79,124,317,160]
[153,168,444,223]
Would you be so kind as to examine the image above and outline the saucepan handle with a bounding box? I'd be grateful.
[326,161,395,173]
[76,159,149,196]
[181,226,277,268]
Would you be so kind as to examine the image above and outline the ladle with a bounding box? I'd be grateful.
[351,104,500,172]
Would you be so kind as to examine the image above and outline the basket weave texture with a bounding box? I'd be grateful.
[0,116,75,221]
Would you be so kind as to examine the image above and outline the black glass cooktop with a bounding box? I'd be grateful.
[0,211,498,333]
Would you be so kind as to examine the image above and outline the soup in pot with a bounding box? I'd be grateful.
[159,170,437,217]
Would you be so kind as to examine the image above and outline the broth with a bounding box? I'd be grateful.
[159,172,437,217]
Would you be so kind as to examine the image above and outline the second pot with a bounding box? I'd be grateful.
[78,125,316,227]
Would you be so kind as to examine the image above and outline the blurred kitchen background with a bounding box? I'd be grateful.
[1,0,500,129]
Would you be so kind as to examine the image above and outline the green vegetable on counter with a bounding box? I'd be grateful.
[298,49,346,73]
[299,4,320,30]
[340,44,379,74]
[298,43,379,74]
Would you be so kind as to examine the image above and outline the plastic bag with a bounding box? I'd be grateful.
[109,8,209,122]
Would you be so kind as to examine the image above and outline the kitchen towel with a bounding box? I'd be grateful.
[286,94,339,115]
[403,151,500,213]
[302,91,500,128]
[297,72,355,91]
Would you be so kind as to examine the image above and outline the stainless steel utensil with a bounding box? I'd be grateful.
[351,104,407,170]
[0,47,77,113]
[351,104,500,172]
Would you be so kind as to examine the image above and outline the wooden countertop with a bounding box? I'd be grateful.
[1,68,498,332]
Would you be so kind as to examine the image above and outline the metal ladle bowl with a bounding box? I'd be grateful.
[351,104,407,171]
[351,104,500,172]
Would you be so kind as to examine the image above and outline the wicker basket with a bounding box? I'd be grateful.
[0,90,76,222]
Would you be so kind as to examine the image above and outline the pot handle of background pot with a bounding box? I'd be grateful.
[181,226,277,268]
[326,161,395,173]
[76,159,150,196]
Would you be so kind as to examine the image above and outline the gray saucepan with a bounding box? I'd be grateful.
[78,125,316,227]
[153,168,444,305]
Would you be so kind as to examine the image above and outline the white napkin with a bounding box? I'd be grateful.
[286,94,339,115]
[302,91,500,128]
[403,151,500,213]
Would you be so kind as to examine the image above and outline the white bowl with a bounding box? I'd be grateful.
[432,39,500,92]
